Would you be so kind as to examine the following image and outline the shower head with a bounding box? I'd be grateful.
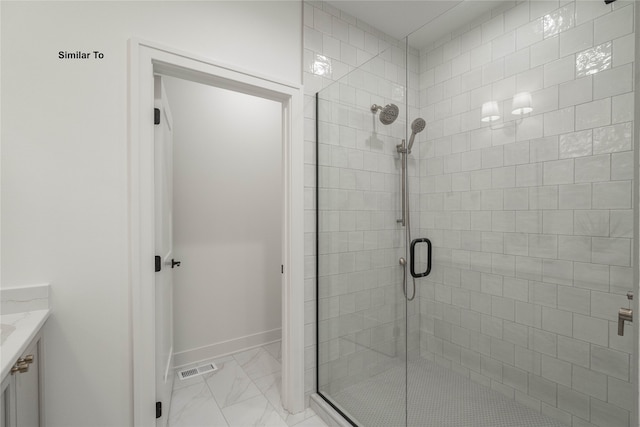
[371,103,399,125]
[407,117,426,152]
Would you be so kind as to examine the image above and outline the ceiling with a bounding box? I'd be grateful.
[325,0,504,49]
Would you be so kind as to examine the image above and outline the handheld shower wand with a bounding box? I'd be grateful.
[407,118,426,153]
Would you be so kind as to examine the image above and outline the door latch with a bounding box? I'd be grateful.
[171,259,181,268]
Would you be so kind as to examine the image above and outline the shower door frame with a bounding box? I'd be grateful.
[128,38,306,426]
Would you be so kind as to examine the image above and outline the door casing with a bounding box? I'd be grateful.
[153,76,175,427]
[128,38,305,426]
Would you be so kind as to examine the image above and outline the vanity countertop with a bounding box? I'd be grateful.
[1,284,50,381]
[1,309,50,380]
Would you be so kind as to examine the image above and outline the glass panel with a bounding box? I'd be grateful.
[316,41,409,426]
[406,1,636,427]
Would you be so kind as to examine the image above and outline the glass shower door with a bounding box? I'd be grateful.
[407,1,637,427]
[316,42,410,426]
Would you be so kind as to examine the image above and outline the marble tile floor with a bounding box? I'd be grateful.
[168,342,328,427]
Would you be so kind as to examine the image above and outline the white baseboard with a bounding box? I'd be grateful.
[174,328,281,368]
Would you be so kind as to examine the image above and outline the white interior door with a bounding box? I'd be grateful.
[154,76,175,427]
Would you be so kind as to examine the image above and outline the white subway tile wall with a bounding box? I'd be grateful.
[303,0,418,407]
[418,2,634,427]
[306,0,634,426]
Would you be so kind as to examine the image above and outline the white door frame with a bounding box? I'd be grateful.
[128,38,305,426]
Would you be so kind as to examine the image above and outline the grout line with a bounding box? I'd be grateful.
[201,366,231,427]
[238,345,289,426]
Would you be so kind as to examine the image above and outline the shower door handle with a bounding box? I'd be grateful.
[410,238,432,278]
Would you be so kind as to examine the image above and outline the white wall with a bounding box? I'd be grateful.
[163,77,282,365]
[0,2,300,426]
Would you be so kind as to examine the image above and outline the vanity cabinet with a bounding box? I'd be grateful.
[1,331,43,427]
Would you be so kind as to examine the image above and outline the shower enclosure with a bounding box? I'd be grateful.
[315,1,637,426]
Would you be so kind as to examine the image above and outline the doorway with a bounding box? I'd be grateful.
[128,39,305,426]
[163,75,283,367]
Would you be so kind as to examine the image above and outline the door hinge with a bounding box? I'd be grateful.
[155,256,161,272]
[156,401,162,418]
[154,108,160,125]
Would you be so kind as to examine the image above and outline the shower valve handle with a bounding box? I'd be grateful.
[618,307,633,336]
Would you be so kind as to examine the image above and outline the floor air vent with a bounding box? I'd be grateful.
[178,362,217,380]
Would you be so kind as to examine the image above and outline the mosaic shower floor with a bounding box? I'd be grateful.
[330,357,567,427]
